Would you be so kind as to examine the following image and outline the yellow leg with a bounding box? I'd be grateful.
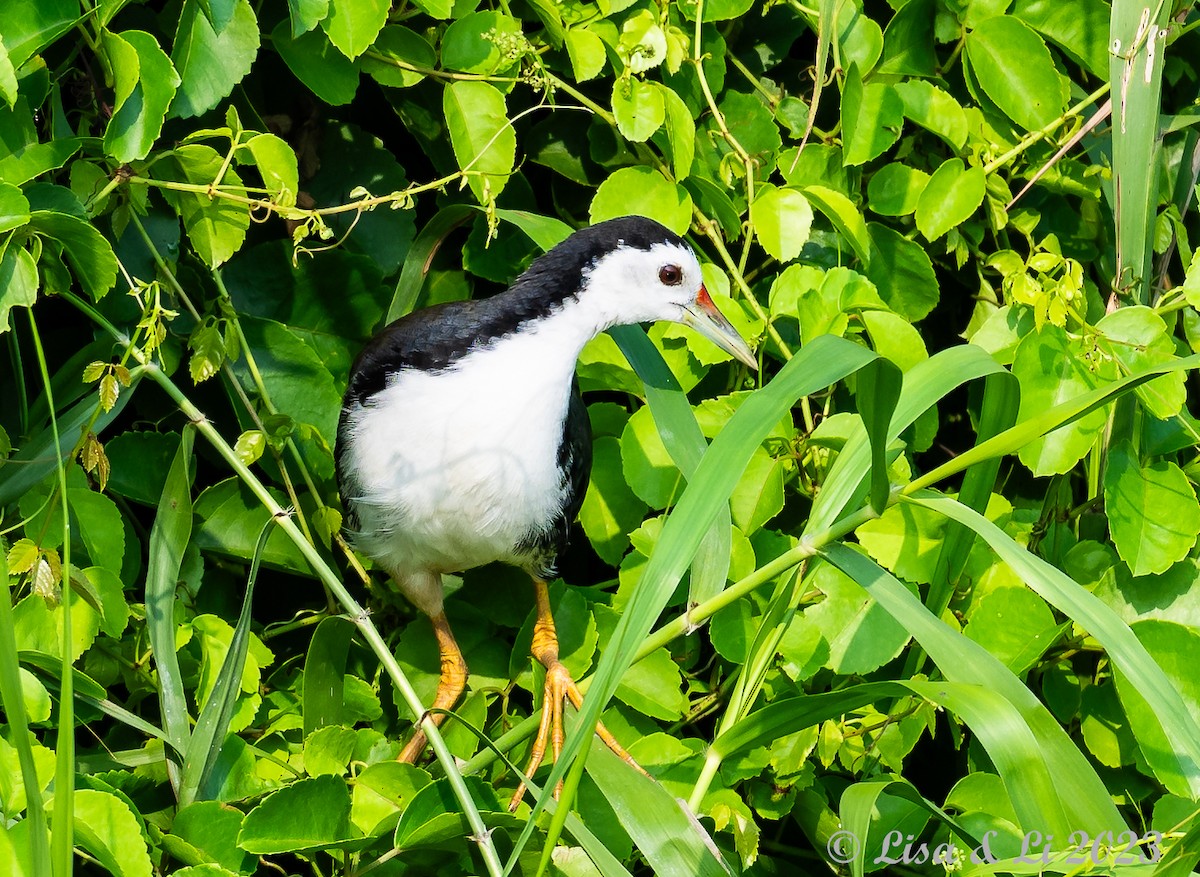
[399,611,468,763]
[508,578,644,811]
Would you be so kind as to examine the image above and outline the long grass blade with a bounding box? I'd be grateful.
[610,324,732,614]
[513,335,879,875]
[856,358,903,514]
[907,491,1200,797]
[178,522,269,806]
[0,543,52,876]
[807,344,1010,533]
[822,543,1123,835]
[146,426,196,780]
[384,204,474,324]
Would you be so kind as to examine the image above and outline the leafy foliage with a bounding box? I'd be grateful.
[3,0,1200,875]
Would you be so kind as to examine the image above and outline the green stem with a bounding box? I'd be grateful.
[63,293,505,877]
[983,83,1111,175]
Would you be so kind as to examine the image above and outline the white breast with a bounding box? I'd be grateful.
[341,308,592,580]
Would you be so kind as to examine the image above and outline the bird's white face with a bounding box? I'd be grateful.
[581,240,758,368]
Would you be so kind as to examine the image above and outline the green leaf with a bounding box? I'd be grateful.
[0,40,14,110]
[877,0,936,75]
[351,762,431,836]
[865,222,939,322]
[751,185,813,263]
[1011,324,1104,476]
[156,144,250,267]
[1105,443,1200,577]
[1094,306,1185,419]
[170,801,255,873]
[361,26,434,88]
[866,163,929,217]
[857,358,902,513]
[915,158,985,241]
[581,436,648,566]
[612,77,664,143]
[965,15,1067,132]
[304,725,357,776]
[840,63,903,165]
[718,91,781,159]
[800,185,870,265]
[243,133,298,207]
[660,85,695,181]
[441,12,522,75]
[28,210,118,300]
[304,616,354,737]
[443,80,516,204]
[621,406,683,510]
[102,30,181,162]
[0,139,83,188]
[286,0,328,36]
[69,486,125,575]
[591,166,693,235]
[321,0,388,59]
[194,478,312,573]
[963,587,1065,674]
[0,0,75,68]
[894,80,967,149]
[1013,0,1108,78]
[565,27,606,82]
[0,242,38,332]
[170,0,259,119]
[618,10,667,74]
[0,181,30,233]
[238,775,355,854]
[271,21,360,105]
[805,559,913,674]
[67,789,153,877]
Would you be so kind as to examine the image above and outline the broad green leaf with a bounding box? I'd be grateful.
[581,436,648,565]
[361,26,434,88]
[0,139,83,187]
[303,616,354,737]
[677,0,755,21]
[194,478,311,573]
[1094,306,1185,419]
[963,587,1064,674]
[322,0,389,59]
[860,310,928,371]
[801,185,871,265]
[170,0,259,119]
[351,762,431,836]
[0,243,38,332]
[1011,324,1104,476]
[565,28,606,82]
[271,21,359,105]
[865,223,938,321]
[660,85,695,181]
[170,801,255,873]
[805,559,912,674]
[751,184,813,263]
[156,144,250,267]
[1105,444,1200,577]
[1013,0,1108,77]
[243,133,298,207]
[590,166,693,235]
[393,777,516,850]
[840,63,903,165]
[621,406,682,509]
[0,0,75,68]
[304,725,357,776]
[729,447,785,534]
[441,12,522,74]
[877,0,936,75]
[718,91,781,159]
[28,210,118,300]
[856,357,903,512]
[102,30,181,162]
[286,0,329,36]
[866,163,928,217]
[965,15,1067,131]
[915,158,985,241]
[612,77,664,143]
[0,181,31,233]
[443,80,516,204]
[617,10,667,74]
[238,775,355,854]
[69,486,125,575]
[0,40,13,110]
[894,80,967,148]
[67,789,153,877]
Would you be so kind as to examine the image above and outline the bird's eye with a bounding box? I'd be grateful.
[659,264,683,286]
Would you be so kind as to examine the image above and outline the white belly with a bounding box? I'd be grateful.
[342,332,577,579]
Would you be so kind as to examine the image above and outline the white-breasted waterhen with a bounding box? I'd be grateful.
[335,215,757,806]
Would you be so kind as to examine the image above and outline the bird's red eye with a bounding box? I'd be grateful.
[659,264,683,286]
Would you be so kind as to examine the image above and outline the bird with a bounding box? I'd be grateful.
[335,215,757,805]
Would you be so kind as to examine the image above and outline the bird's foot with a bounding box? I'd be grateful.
[507,661,644,811]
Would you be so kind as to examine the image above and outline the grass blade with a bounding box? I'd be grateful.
[146,426,196,777]
[384,204,474,325]
[0,544,52,876]
[822,543,1123,835]
[856,358,903,514]
[513,335,878,874]
[178,522,269,806]
[807,344,1009,533]
[610,324,732,613]
[908,491,1200,798]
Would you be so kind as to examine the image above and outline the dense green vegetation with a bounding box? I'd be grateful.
[3,0,1200,874]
